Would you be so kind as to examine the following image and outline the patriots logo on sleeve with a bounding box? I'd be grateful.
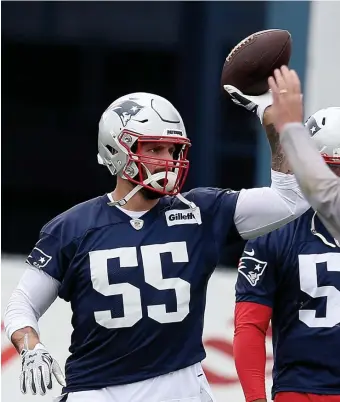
[26,247,52,269]
[238,252,267,286]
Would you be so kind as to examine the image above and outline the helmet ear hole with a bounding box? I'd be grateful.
[106,145,117,155]
[322,117,326,125]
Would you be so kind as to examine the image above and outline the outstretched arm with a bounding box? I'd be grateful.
[234,169,308,239]
[233,107,308,240]
[224,84,309,239]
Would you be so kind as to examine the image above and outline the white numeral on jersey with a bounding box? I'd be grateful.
[89,242,190,329]
[298,253,340,328]
[141,242,190,323]
[89,247,142,328]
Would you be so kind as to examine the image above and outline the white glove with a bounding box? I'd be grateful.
[223,84,273,124]
[20,337,66,395]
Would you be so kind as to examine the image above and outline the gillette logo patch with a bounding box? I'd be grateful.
[165,209,201,226]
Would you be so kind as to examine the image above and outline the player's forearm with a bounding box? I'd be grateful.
[263,113,293,174]
[234,327,267,402]
[11,327,40,353]
[234,302,271,402]
[4,267,60,355]
[4,286,41,352]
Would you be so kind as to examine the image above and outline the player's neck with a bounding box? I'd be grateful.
[111,185,159,212]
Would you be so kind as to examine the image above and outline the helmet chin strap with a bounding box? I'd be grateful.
[311,211,339,248]
[107,172,201,225]
[108,171,173,206]
[107,183,144,207]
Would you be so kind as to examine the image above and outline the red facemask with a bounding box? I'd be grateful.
[118,130,191,196]
[322,154,340,166]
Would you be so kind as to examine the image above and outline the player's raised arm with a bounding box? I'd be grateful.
[221,30,311,239]
[224,87,309,239]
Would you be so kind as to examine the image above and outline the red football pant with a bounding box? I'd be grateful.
[275,392,340,402]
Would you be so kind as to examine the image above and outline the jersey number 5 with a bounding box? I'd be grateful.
[89,242,190,329]
[298,253,340,328]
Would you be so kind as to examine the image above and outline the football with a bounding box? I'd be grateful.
[221,29,292,96]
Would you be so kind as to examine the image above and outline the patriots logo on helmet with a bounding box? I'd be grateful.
[238,254,267,286]
[111,100,144,127]
[26,247,52,269]
[305,115,322,136]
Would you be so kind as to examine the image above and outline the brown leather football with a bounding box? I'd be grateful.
[221,29,292,95]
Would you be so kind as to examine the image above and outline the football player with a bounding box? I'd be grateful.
[5,92,309,402]
[233,108,340,402]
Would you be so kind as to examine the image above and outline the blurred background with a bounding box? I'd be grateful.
[2,1,340,401]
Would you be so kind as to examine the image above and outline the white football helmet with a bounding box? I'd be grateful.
[305,107,340,166]
[98,92,191,200]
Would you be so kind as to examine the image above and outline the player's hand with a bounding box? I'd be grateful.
[223,84,273,123]
[20,339,66,395]
[268,66,304,133]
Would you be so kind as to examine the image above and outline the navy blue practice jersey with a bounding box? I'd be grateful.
[26,188,240,393]
[236,208,340,397]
